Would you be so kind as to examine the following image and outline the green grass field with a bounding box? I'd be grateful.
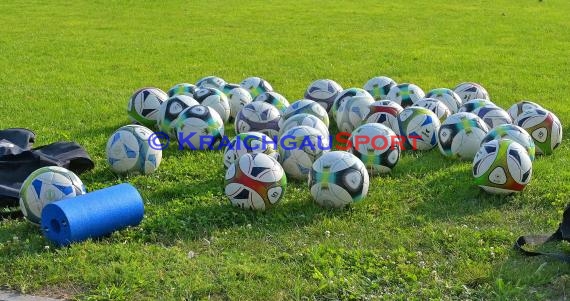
[1,0,570,299]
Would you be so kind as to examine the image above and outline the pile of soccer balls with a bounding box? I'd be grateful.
[109,74,563,211]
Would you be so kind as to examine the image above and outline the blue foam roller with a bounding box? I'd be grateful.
[41,183,144,246]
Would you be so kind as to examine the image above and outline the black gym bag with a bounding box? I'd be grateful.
[514,204,570,262]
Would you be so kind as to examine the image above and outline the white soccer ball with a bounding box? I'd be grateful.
[397,107,441,151]
[193,88,231,123]
[363,76,397,100]
[458,98,495,113]
[425,88,463,113]
[106,124,162,174]
[480,124,536,161]
[196,76,226,91]
[414,98,451,122]
[471,104,512,129]
[226,87,253,120]
[454,82,490,102]
[281,99,330,128]
[507,100,543,121]
[515,108,563,155]
[473,139,532,194]
[253,91,290,113]
[279,126,330,180]
[225,153,286,211]
[386,83,425,108]
[304,79,343,112]
[127,87,167,128]
[19,166,87,224]
[175,105,224,150]
[240,76,273,98]
[331,88,372,120]
[167,83,198,97]
[349,123,400,174]
[235,102,282,138]
[437,112,489,160]
[364,100,404,133]
[336,94,375,133]
[308,151,369,208]
[222,132,280,168]
[279,113,329,138]
[157,95,199,137]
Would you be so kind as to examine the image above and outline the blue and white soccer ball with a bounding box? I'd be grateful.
[364,100,404,133]
[157,95,199,137]
[279,113,329,138]
[425,88,463,113]
[235,101,281,138]
[414,98,451,122]
[304,79,343,112]
[336,93,375,133]
[281,99,330,128]
[226,87,253,120]
[471,104,512,129]
[254,91,290,113]
[454,82,490,102]
[397,106,441,151]
[279,125,330,180]
[167,83,198,97]
[127,87,168,128]
[196,76,227,91]
[19,166,87,225]
[507,100,543,121]
[363,76,397,100]
[106,125,162,174]
[175,105,224,150]
[240,76,273,98]
[193,88,231,123]
[458,98,495,113]
[331,88,372,120]
[349,123,400,174]
[222,132,280,168]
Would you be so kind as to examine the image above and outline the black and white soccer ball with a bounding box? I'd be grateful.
[127,87,167,128]
[304,79,343,112]
[157,95,199,137]
[507,100,543,121]
[437,112,489,160]
[471,104,512,129]
[174,105,224,150]
[454,82,490,102]
[349,123,400,174]
[193,88,231,123]
[196,76,227,91]
[235,101,281,138]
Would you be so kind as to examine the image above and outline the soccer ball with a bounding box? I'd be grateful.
[196,75,226,91]
[507,100,543,121]
[279,126,330,180]
[386,83,425,108]
[175,105,224,150]
[437,112,489,160]
[226,87,253,120]
[235,101,281,138]
[240,76,273,97]
[364,100,404,133]
[349,123,400,174]
[193,88,231,123]
[363,76,397,100]
[397,107,441,151]
[253,91,290,113]
[458,98,495,113]
[19,166,87,224]
[222,83,241,95]
[222,132,280,168]
[224,153,286,211]
[425,88,463,113]
[167,83,198,97]
[515,108,562,155]
[414,98,451,122]
[481,124,536,161]
[106,124,162,174]
[308,151,369,208]
[454,82,490,102]
[279,113,329,138]
[304,79,343,112]
[157,95,199,137]
[127,87,167,128]
[336,93,375,133]
[473,139,532,194]
[281,99,330,127]
[331,88,372,120]
[471,104,512,129]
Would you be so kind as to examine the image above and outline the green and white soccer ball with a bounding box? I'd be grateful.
[167,83,198,97]
[196,76,226,91]
[254,91,290,113]
[425,88,463,113]
[225,153,287,211]
[157,95,199,137]
[473,139,532,194]
[363,76,396,100]
[414,98,451,122]
[437,112,489,160]
[19,166,87,225]
[223,132,280,168]
[514,108,562,155]
[481,124,535,161]
[226,87,253,120]
[308,151,369,208]
[106,125,162,174]
[127,87,168,128]
[304,79,343,112]
[397,107,441,151]
[240,76,273,98]
[279,113,329,138]
[193,88,231,123]
[349,123,400,174]
[454,82,490,102]
[281,99,330,128]
[279,125,330,180]
[458,98,495,113]
[175,105,224,150]
[386,83,425,108]
[336,93,375,133]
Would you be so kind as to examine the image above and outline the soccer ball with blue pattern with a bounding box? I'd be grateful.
[386,83,425,108]
[414,98,451,122]
[235,101,282,138]
[196,76,226,91]
[157,95,199,137]
[127,87,167,128]
[106,124,163,174]
[481,124,535,161]
[226,87,253,120]
[363,76,396,100]
[279,113,329,138]
[304,79,343,112]
[175,105,224,150]
[458,98,495,113]
[425,88,463,113]
[19,166,87,224]
[336,93,375,133]
[254,92,290,113]
[223,132,280,169]
[279,126,330,180]
[167,83,198,97]
[331,88,372,120]
[308,151,369,208]
[397,107,441,151]
[437,112,489,160]
[281,99,330,128]
[471,104,512,129]
[240,76,273,98]
[349,123,400,174]
[454,82,490,102]
[193,88,231,123]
